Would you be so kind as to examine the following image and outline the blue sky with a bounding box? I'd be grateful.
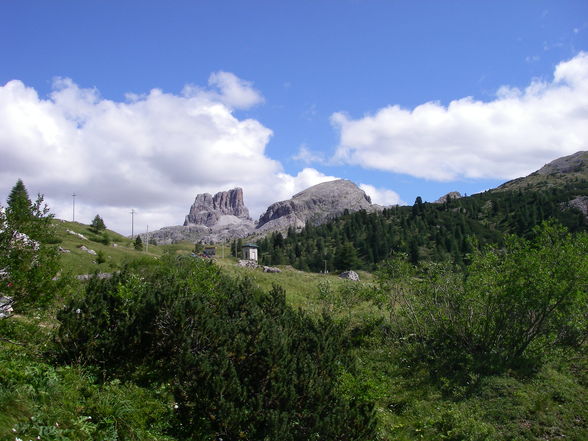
[1,1,587,234]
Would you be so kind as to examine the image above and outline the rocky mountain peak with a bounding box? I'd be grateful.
[184,188,251,227]
[435,191,462,204]
[535,151,588,176]
[256,179,375,232]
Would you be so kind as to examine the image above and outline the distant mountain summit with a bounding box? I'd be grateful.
[147,179,380,244]
[184,188,251,227]
[256,179,376,233]
[498,150,588,191]
[535,150,588,176]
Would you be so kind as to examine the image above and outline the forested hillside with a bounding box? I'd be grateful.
[257,180,588,271]
[2,177,587,441]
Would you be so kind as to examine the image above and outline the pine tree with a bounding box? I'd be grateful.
[134,235,143,251]
[1,180,60,314]
[90,214,106,233]
[6,179,33,228]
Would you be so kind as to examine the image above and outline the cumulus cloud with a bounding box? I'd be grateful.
[0,74,327,234]
[293,144,326,165]
[359,184,404,206]
[332,52,588,181]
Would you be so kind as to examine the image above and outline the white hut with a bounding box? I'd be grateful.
[242,243,259,262]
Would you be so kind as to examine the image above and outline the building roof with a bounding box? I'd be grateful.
[242,243,258,248]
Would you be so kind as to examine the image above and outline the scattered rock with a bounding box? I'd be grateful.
[0,296,13,318]
[76,273,113,281]
[237,259,258,268]
[79,245,97,255]
[58,246,71,253]
[262,266,281,273]
[67,229,88,240]
[339,270,360,281]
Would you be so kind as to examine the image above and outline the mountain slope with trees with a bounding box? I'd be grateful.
[257,175,588,272]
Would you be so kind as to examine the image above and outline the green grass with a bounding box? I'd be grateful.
[47,219,588,441]
[54,218,379,317]
[53,219,163,275]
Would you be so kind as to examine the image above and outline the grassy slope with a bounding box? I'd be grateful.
[45,219,588,440]
[54,218,377,314]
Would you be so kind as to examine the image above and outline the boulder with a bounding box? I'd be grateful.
[262,266,281,273]
[339,270,360,281]
[237,259,258,268]
[79,245,97,255]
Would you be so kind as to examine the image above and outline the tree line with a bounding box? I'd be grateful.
[256,180,588,272]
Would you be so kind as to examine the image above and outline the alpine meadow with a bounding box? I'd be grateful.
[2,2,588,440]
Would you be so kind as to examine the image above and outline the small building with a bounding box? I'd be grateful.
[242,243,258,262]
[203,246,216,257]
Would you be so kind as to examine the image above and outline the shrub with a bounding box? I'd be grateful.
[55,257,377,440]
[380,222,588,381]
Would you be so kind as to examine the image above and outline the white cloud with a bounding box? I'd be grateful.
[359,184,404,206]
[274,168,338,202]
[0,74,328,234]
[332,52,588,181]
[293,144,326,165]
[206,71,264,109]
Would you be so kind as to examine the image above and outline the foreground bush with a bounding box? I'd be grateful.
[55,256,376,440]
[380,222,588,381]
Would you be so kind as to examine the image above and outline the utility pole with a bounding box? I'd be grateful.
[72,193,76,222]
[130,209,135,239]
[146,224,149,253]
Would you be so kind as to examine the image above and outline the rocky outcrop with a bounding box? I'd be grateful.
[435,191,462,204]
[498,150,588,191]
[564,196,588,221]
[147,188,255,244]
[148,180,380,244]
[184,188,250,227]
[146,221,254,245]
[256,180,376,233]
[535,151,588,176]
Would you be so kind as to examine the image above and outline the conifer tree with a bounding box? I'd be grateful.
[90,214,106,233]
[1,180,60,314]
[134,235,143,251]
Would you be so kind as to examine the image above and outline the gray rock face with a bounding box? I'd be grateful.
[148,180,379,244]
[435,191,462,204]
[184,188,251,227]
[535,151,588,176]
[148,188,255,244]
[256,180,375,233]
[565,196,588,220]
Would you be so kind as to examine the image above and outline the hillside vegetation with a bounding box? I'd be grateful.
[2,175,588,441]
[257,180,588,271]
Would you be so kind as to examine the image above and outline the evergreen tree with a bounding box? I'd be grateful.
[334,241,360,270]
[5,179,33,227]
[134,235,143,251]
[1,180,60,314]
[90,214,106,233]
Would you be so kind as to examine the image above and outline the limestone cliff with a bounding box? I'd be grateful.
[184,188,251,227]
[256,179,376,233]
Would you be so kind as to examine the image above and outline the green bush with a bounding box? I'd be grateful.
[379,222,588,381]
[55,257,377,440]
